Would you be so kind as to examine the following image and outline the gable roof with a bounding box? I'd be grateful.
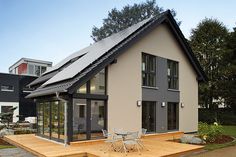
[27,10,207,98]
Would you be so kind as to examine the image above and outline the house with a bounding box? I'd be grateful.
[0,58,52,123]
[27,10,206,144]
[9,58,52,76]
[0,73,37,122]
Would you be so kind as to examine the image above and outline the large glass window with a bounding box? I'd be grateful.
[142,53,156,87]
[76,69,106,95]
[37,101,65,141]
[77,83,87,94]
[28,64,47,76]
[59,102,65,140]
[90,69,105,95]
[51,101,59,139]
[168,60,179,89]
[43,102,50,136]
[91,100,105,140]
[73,99,87,141]
[37,103,43,134]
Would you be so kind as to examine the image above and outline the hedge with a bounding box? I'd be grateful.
[199,108,236,125]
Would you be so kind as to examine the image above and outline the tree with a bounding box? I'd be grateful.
[91,0,179,42]
[0,107,17,129]
[189,18,229,109]
[222,26,236,113]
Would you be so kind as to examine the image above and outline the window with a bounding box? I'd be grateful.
[90,69,105,95]
[35,65,40,76]
[142,53,156,87]
[77,83,87,94]
[41,66,47,74]
[167,60,179,89]
[79,105,85,118]
[28,64,34,75]
[1,85,14,92]
[37,103,43,134]
[28,64,47,76]
[76,69,106,95]
[36,101,65,140]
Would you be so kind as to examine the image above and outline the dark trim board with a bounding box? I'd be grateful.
[73,93,108,100]
[185,131,198,134]
[35,133,64,143]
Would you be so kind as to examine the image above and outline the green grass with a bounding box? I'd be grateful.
[0,145,15,149]
[204,125,236,151]
[221,126,236,138]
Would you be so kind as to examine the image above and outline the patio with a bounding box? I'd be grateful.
[4,132,204,157]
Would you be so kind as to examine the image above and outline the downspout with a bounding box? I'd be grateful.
[56,92,68,147]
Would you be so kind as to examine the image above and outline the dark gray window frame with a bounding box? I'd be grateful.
[142,53,157,87]
[36,100,65,143]
[167,60,179,90]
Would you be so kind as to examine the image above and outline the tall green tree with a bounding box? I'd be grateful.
[189,18,229,109]
[91,0,179,42]
[222,27,236,113]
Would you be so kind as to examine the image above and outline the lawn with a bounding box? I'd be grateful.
[205,125,236,150]
[0,145,15,149]
[0,138,15,149]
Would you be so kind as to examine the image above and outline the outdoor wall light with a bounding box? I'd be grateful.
[161,102,166,107]
[181,102,184,108]
[137,100,142,107]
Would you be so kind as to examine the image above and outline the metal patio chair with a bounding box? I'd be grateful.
[123,131,141,155]
[136,128,149,151]
[101,129,121,153]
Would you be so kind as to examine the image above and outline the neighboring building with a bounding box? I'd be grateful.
[0,58,52,123]
[9,58,52,76]
[27,10,206,143]
[0,73,37,122]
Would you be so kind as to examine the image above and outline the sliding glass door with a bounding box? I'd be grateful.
[73,99,106,141]
[142,101,156,133]
[73,99,87,141]
[37,101,65,142]
[90,100,105,140]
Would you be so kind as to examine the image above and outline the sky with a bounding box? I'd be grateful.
[0,0,235,73]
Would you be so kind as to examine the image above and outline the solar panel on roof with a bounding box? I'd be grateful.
[42,18,152,86]
[42,46,90,75]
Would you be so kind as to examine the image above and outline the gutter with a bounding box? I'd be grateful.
[56,91,68,147]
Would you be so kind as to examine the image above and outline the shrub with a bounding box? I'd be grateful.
[198,122,223,143]
[14,129,36,135]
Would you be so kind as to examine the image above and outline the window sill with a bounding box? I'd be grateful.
[167,89,180,92]
[142,86,159,90]
[1,90,14,92]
